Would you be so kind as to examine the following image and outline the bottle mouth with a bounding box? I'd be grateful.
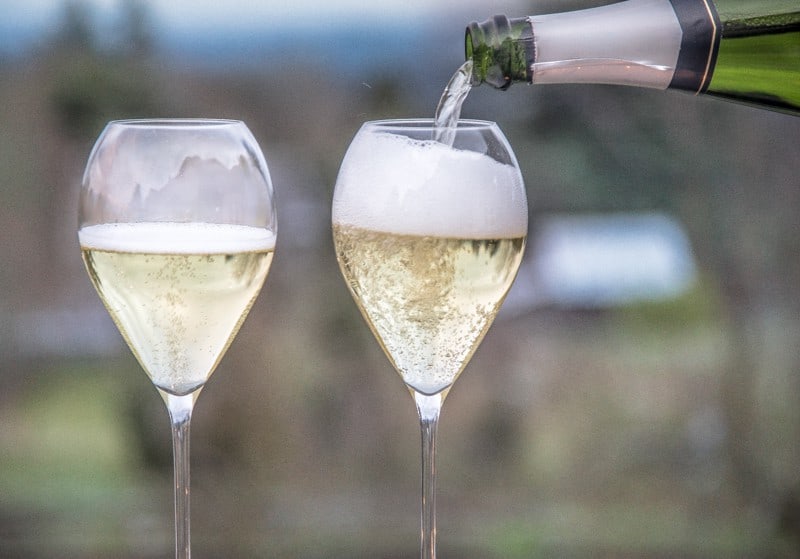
[464,21,479,59]
[464,22,480,86]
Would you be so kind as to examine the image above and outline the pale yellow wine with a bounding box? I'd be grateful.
[80,222,275,396]
[334,224,525,395]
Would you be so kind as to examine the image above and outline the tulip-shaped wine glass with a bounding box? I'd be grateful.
[332,119,527,559]
[78,119,277,559]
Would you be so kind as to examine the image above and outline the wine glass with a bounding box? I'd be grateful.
[332,119,527,559]
[78,119,277,558]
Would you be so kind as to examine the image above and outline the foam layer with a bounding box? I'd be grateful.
[332,131,528,238]
[79,222,276,253]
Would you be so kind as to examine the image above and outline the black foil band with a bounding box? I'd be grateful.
[668,0,722,93]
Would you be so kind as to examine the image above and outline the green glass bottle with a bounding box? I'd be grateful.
[466,0,800,115]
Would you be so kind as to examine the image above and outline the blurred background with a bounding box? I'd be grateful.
[1,0,800,557]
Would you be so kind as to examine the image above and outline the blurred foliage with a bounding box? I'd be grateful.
[48,1,160,137]
[1,0,800,558]
[51,52,159,137]
[615,275,724,332]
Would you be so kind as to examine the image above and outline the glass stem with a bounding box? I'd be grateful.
[415,391,443,559]
[164,392,197,559]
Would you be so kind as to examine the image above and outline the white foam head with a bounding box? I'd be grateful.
[79,222,276,253]
[332,131,528,238]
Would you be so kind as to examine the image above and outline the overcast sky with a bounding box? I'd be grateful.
[6,0,528,30]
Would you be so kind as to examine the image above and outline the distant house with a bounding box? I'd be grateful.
[503,212,697,316]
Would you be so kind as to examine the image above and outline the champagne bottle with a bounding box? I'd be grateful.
[466,0,800,115]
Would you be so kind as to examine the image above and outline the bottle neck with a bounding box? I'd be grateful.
[532,0,684,90]
[467,0,722,93]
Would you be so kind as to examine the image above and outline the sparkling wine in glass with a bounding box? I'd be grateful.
[332,119,527,559]
[78,119,277,558]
